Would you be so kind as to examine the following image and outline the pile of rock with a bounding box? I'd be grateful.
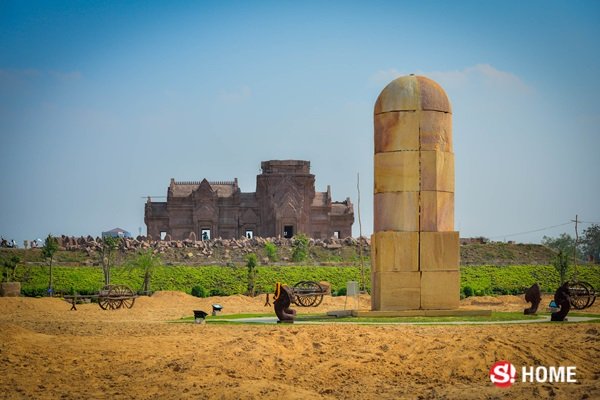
[52,234,371,262]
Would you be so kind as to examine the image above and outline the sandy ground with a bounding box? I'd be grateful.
[1,292,598,399]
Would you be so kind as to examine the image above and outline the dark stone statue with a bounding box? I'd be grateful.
[551,282,571,321]
[524,283,542,315]
[273,283,296,323]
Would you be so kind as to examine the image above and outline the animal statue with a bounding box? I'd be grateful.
[551,282,571,321]
[523,283,542,315]
[273,282,296,323]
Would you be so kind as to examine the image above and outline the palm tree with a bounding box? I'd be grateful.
[41,234,59,295]
[130,250,162,295]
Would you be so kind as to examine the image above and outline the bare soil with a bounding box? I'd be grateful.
[1,292,598,399]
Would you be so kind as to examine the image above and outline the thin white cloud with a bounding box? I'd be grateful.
[370,64,532,94]
[48,70,82,81]
[218,85,252,103]
[426,64,532,94]
[368,68,406,86]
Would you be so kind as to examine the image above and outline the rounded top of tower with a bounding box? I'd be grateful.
[374,75,451,115]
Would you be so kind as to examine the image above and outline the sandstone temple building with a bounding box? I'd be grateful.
[144,160,354,240]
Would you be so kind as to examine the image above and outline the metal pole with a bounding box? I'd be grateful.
[357,172,366,292]
[573,214,579,281]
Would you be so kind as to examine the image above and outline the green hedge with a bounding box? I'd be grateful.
[460,264,600,294]
[15,264,368,296]
[12,263,600,297]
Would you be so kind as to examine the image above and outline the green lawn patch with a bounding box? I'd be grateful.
[174,311,552,325]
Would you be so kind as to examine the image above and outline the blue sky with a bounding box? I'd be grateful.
[1,1,599,244]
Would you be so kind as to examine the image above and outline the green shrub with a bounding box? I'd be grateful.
[264,242,278,262]
[460,264,600,294]
[191,285,208,298]
[335,287,347,296]
[209,288,228,296]
[20,287,48,297]
[491,287,507,295]
[463,286,474,298]
[2,255,20,282]
[292,234,309,262]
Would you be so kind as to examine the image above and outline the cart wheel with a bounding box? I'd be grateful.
[569,282,590,310]
[295,293,316,307]
[98,296,110,310]
[293,281,323,307]
[580,281,596,309]
[109,285,135,310]
[312,293,324,307]
[98,285,113,310]
[122,297,135,309]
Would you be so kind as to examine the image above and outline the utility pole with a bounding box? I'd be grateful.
[357,172,366,292]
[572,214,579,280]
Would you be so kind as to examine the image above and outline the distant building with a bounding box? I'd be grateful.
[144,160,354,240]
[102,227,132,238]
[460,237,489,245]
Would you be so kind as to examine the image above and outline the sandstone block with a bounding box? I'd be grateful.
[372,271,421,310]
[374,151,420,193]
[420,151,454,192]
[0,282,21,297]
[374,76,419,114]
[420,191,454,232]
[374,111,419,153]
[374,192,419,232]
[419,111,452,152]
[417,76,452,113]
[421,271,460,309]
[372,231,419,273]
[420,232,459,271]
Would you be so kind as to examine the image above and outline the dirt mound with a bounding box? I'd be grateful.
[0,296,69,313]
[0,323,39,339]
[461,295,526,310]
[148,290,193,300]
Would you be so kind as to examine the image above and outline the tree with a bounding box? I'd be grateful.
[580,224,600,263]
[41,234,59,295]
[100,236,120,285]
[552,249,570,285]
[264,242,278,262]
[129,250,161,295]
[291,233,309,263]
[541,233,578,255]
[2,255,20,282]
[245,253,258,296]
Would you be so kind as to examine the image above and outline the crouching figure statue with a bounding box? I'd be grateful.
[551,282,571,322]
[273,282,296,323]
[524,283,542,315]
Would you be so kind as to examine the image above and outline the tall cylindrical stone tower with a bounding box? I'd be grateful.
[372,75,459,311]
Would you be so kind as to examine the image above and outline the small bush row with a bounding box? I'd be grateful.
[13,264,600,298]
[461,285,523,298]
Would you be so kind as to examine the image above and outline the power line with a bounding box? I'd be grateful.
[488,221,574,239]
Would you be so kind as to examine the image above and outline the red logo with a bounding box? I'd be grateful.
[490,361,516,388]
